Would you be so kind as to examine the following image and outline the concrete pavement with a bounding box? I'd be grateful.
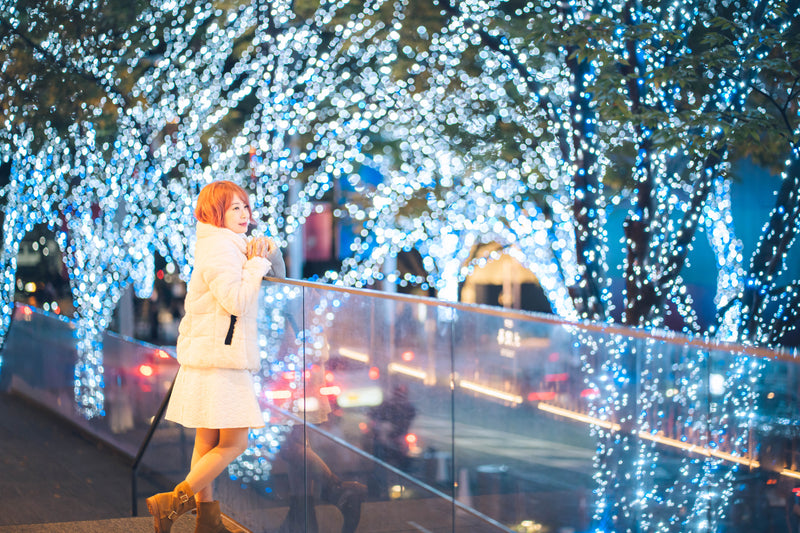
[0,392,134,528]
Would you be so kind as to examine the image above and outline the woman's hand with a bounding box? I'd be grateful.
[246,237,266,259]
[246,236,276,259]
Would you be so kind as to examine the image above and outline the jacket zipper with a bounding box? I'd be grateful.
[224,315,237,345]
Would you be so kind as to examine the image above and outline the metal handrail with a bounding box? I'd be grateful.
[265,276,798,361]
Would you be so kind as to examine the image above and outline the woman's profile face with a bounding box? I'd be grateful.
[223,195,250,234]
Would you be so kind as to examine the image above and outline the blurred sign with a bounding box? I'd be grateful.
[303,202,333,261]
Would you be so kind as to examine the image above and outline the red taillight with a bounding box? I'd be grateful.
[319,385,341,396]
[138,364,154,377]
[405,433,418,445]
[401,351,415,362]
[155,349,171,360]
[527,391,557,401]
[369,366,380,380]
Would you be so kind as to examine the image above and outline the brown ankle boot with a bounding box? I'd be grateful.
[194,500,245,533]
[146,480,196,533]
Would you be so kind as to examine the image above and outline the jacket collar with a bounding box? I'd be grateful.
[196,222,247,251]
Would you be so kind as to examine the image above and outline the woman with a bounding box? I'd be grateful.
[146,180,285,533]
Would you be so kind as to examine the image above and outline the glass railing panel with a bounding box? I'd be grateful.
[7,284,800,533]
[101,328,180,455]
[364,299,457,530]
[300,288,457,532]
[220,283,462,532]
[0,304,76,405]
[452,310,597,532]
[0,304,178,457]
[620,336,715,530]
[215,280,307,529]
[711,349,796,532]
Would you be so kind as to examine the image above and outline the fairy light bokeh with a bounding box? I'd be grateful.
[1,0,798,531]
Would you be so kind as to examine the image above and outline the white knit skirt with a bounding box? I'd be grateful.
[165,366,265,429]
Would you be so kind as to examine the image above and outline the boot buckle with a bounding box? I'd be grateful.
[167,510,178,520]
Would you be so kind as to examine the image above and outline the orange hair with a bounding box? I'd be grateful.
[194,180,255,228]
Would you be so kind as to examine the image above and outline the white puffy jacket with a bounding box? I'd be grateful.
[176,222,285,371]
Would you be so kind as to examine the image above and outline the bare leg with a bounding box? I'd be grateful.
[186,427,249,500]
[191,428,220,502]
